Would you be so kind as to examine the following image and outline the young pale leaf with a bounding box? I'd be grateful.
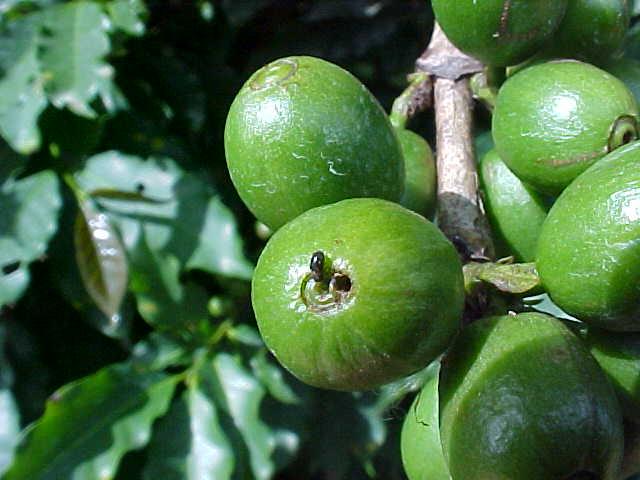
[463,261,541,295]
[46,198,132,340]
[4,363,179,480]
[75,151,253,280]
[0,15,47,154]
[0,170,61,306]
[106,0,147,36]
[74,200,128,322]
[39,1,112,117]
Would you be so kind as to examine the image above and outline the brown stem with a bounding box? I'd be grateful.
[416,24,494,260]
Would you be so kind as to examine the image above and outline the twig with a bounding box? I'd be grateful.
[417,24,494,260]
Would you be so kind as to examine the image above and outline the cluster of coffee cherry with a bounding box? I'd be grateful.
[224,1,640,478]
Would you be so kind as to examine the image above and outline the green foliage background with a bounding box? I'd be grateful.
[0,1,436,478]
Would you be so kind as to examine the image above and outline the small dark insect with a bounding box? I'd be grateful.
[310,251,325,282]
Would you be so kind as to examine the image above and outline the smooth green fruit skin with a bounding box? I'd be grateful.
[544,0,630,64]
[432,0,567,67]
[479,149,549,262]
[251,198,464,391]
[439,313,623,480]
[493,60,639,195]
[225,56,404,230]
[536,141,640,331]
[607,57,640,104]
[401,361,451,480]
[582,328,640,422]
[398,129,436,220]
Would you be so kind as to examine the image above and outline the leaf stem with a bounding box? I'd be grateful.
[389,72,431,129]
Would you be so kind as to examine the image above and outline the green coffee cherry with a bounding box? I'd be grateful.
[479,149,549,262]
[432,0,568,67]
[493,60,639,194]
[224,56,404,230]
[439,313,623,480]
[537,141,640,331]
[397,129,437,219]
[544,0,630,64]
[401,361,451,480]
[252,198,464,391]
[581,328,640,423]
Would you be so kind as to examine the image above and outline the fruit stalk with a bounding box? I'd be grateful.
[417,24,494,259]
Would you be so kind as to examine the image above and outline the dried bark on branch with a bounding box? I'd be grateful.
[413,24,494,260]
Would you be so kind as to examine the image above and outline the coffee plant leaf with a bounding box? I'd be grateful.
[4,362,179,480]
[0,169,61,306]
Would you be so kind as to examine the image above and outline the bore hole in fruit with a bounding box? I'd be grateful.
[608,115,639,151]
[623,130,635,145]
[564,471,598,480]
[2,261,20,275]
[330,273,352,293]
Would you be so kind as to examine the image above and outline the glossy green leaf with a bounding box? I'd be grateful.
[249,349,300,404]
[106,0,146,36]
[0,169,61,306]
[4,362,179,480]
[0,324,19,476]
[0,390,20,475]
[128,232,210,333]
[131,332,192,371]
[39,1,112,117]
[0,0,58,17]
[143,373,235,480]
[75,151,253,280]
[0,15,47,153]
[145,345,307,480]
[212,351,292,480]
[74,200,128,321]
[308,389,387,478]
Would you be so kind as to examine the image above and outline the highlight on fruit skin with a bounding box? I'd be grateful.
[224,56,404,230]
[492,59,639,195]
[431,0,568,67]
[437,313,623,480]
[251,198,464,391]
[536,141,640,331]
